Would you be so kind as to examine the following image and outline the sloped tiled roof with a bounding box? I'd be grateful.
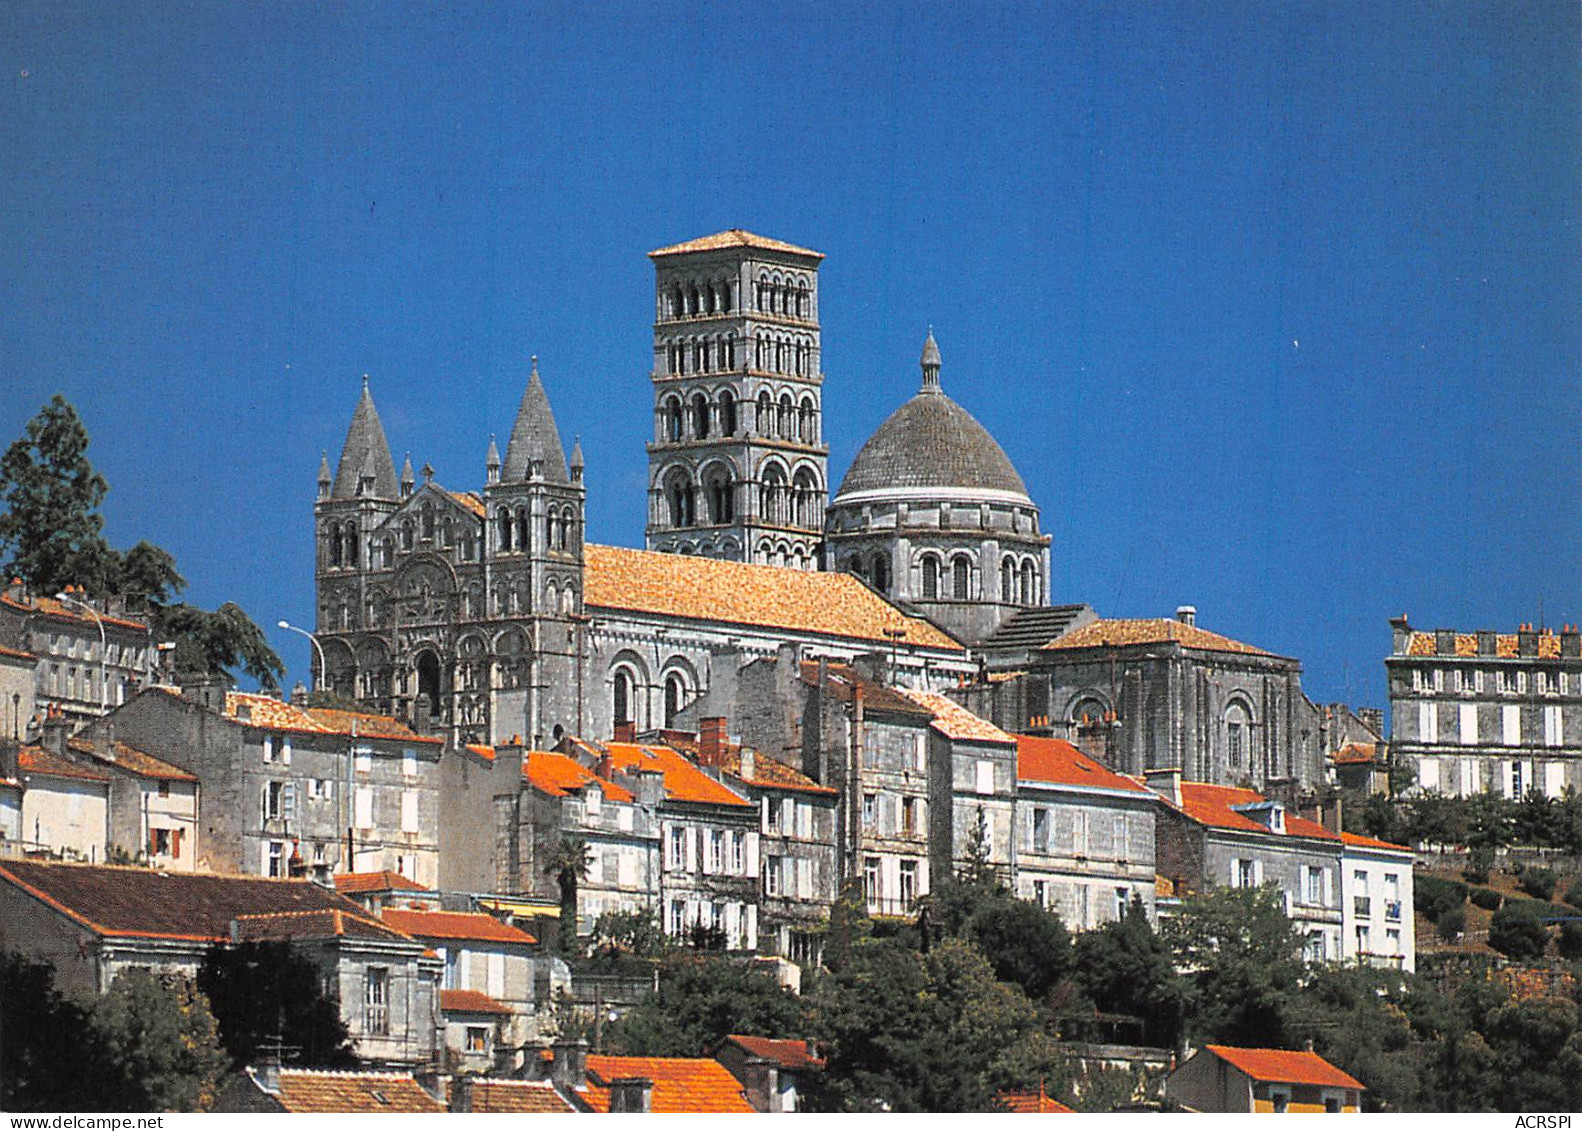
[269,1068,444,1113]
[1340,830,1412,854]
[570,738,753,808]
[17,746,110,783]
[1044,618,1274,657]
[898,689,1014,745]
[380,908,538,947]
[1404,630,1563,659]
[1174,783,1339,842]
[463,1079,576,1113]
[649,229,823,260]
[1016,735,1150,794]
[439,989,513,1016]
[222,692,441,745]
[333,870,432,895]
[464,743,496,761]
[501,363,569,483]
[999,1087,1075,1113]
[584,544,961,652]
[446,490,486,518]
[0,642,36,661]
[659,731,837,797]
[0,592,149,632]
[1203,1046,1365,1090]
[524,750,634,803]
[1331,742,1378,766]
[231,908,411,944]
[723,1034,825,1071]
[0,860,385,942]
[797,659,936,719]
[581,1055,755,1113]
[66,735,197,782]
[330,382,399,501]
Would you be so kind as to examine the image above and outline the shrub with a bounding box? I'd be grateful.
[1469,887,1503,912]
[1437,906,1467,942]
[1463,845,1494,884]
[1519,867,1558,901]
[1564,880,1582,910]
[1488,904,1549,961]
[1415,875,1468,923]
[1558,920,1582,961]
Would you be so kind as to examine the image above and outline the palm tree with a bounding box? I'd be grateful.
[543,835,591,954]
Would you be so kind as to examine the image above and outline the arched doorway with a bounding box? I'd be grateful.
[415,650,443,720]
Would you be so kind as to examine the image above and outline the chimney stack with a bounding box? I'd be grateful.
[1175,605,1196,627]
[739,746,755,780]
[740,1056,780,1113]
[1143,766,1183,807]
[550,1038,588,1093]
[613,720,636,744]
[700,717,728,767]
[40,707,68,755]
[608,1077,653,1113]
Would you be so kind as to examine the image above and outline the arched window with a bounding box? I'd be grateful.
[760,465,788,526]
[1001,558,1016,603]
[719,391,737,436]
[415,650,442,720]
[664,672,686,728]
[953,557,970,600]
[922,556,940,600]
[561,586,575,614]
[346,526,359,566]
[1020,560,1036,606]
[691,393,710,438]
[666,469,695,527]
[381,537,394,568]
[719,281,732,313]
[515,509,529,552]
[421,504,434,541]
[613,668,635,727]
[703,466,734,524]
[1226,702,1252,768]
[724,334,736,370]
[401,521,414,551]
[328,525,342,567]
[665,397,683,442]
[497,511,512,552]
[793,467,819,527]
[757,391,773,436]
[441,518,453,547]
[671,284,684,319]
[798,397,816,443]
[872,554,891,594]
[778,394,793,436]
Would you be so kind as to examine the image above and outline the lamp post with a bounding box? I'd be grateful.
[55,591,107,714]
[277,620,326,694]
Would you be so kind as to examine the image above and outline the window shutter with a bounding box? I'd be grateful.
[1322,867,1333,907]
[745,903,758,951]
[724,902,740,946]
[148,828,158,856]
[1253,859,1264,886]
[487,953,505,998]
[283,782,297,823]
[798,857,812,898]
[355,786,373,830]
[760,796,770,833]
[172,828,183,859]
[281,738,292,765]
[401,790,419,833]
[263,736,274,762]
[684,827,697,872]
[745,831,759,877]
[798,801,811,839]
[261,782,270,823]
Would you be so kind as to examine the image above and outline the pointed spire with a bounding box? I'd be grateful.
[485,434,501,484]
[569,436,584,483]
[332,376,399,500]
[400,452,415,498]
[502,356,569,483]
[316,450,332,500]
[920,328,942,393]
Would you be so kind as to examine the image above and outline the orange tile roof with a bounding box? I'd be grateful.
[582,1055,755,1113]
[334,870,432,895]
[898,689,1015,744]
[445,490,486,518]
[440,988,513,1016]
[584,544,961,652]
[380,908,538,946]
[1331,742,1378,766]
[0,593,149,632]
[798,659,936,719]
[231,908,412,943]
[1340,830,1412,853]
[270,1068,444,1113]
[0,643,35,661]
[723,1034,825,1071]
[649,229,823,260]
[1016,735,1151,794]
[66,735,197,782]
[1174,782,1339,841]
[464,742,496,761]
[1044,618,1274,657]
[223,692,442,744]
[590,740,752,808]
[1405,629,1563,659]
[999,1087,1075,1113]
[1204,1046,1365,1090]
[659,731,837,797]
[524,750,635,803]
[463,1080,575,1113]
[17,746,110,783]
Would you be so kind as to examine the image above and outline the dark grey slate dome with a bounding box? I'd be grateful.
[836,333,1029,500]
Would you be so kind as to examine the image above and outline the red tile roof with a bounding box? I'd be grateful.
[649,229,824,260]
[797,659,936,719]
[269,1068,445,1113]
[0,643,35,662]
[462,1080,575,1113]
[1016,735,1151,794]
[1405,629,1562,659]
[999,1086,1075,1113]
[524,750,634,803]
[380,908,538,946]
[0,593,149,633]
[1331,742,1378,766]
[439,989,513,1016]
[1203,1046,1365,1090]
[231,908,411,943]
[1340,830,1413,854]
[0,860,388,943]
[1045,618,1275,657]
[464,743,496,761]
[582,1055,754,1113]
[17,746,110,783]
[581,739,752,808]
[223,692,441,745]
[1175,782,1339,841]
[66,735,197,782]
[660,731,837,797]
[899,689,1015,744]
[445,490,486,519]
[333,870,432,895]
[723,1034,825,1071]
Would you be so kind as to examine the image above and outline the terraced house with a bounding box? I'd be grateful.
[0,586,157,727]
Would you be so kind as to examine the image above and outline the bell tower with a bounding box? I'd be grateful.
[645,230,829,569]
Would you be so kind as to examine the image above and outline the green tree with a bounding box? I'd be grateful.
[1165,885,1305,1047]
[88,968,229,1112]
[590,908,670,961]
[1487,902,1550,960]
[0,395,118,594]
[1479,997,1582,1111]
[543,835,591,954]
[156,600,284,687]
[197,942,355,1069]
[959,805,996,887]
[606,952,807,1057]
[1070,897,1187,1048]
[928,876,1072,1001]
[0,952,116,1111]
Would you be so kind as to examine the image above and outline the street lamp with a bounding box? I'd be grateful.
[277,620,326,694]
[55,591,107,714]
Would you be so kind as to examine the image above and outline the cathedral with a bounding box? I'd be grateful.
[311,230,1043,751]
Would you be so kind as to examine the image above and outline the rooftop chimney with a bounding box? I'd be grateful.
[613,720,636,744]
[608,1077,653,1113]
[1175,606,1196,627]
[699,717,728,767]
[739,746,755,780]
[1143,767,1182,807]
[740,1056,780,1113]
[40,708,68,755]
[550,1038,588,1093]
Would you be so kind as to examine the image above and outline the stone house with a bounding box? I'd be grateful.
[1012,734,1160,928]
[0,587,156,728]
[713,1034,825,1113]
[65,732,199,870]
[1165,1045,1364,1113]
[0,643,35,741]
[1339,832,1415,973]
[81,685,443,884]
[13,737,109,859]
[1386,617,1582,798]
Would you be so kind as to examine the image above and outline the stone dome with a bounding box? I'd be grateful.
[835,332,1030,500]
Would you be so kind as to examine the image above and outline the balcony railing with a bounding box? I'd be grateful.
[365,1004,389,1036]
[867,895,920,918]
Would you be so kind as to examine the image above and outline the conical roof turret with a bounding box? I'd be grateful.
[920,328,942,392]
[400,453,415,497]
[332,376,399,500]
[569,436,584,473]
[317,451,332,486]
[502,357,569,483]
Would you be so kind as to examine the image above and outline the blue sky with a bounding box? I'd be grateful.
[2,1,1577,713]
